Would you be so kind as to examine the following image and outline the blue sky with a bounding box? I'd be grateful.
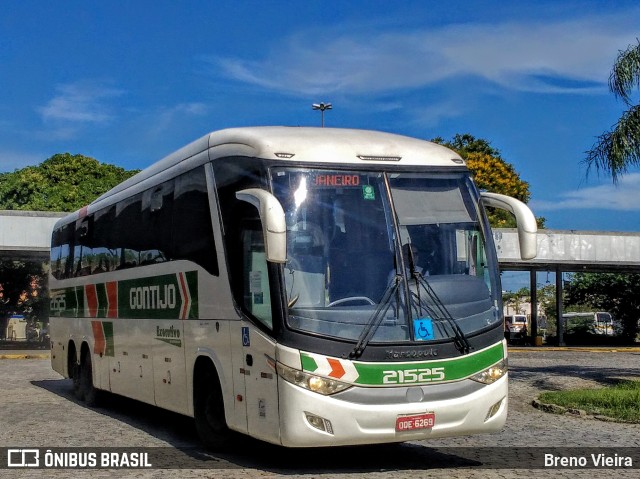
[2,1,640,236]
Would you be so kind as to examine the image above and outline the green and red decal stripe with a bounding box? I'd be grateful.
[300,342,504,386]
[91,321,115,357]
[51,271,198,320]
[177,272,191,320]
[85,282,118,318]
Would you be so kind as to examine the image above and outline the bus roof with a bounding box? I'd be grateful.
[57,127,466,227]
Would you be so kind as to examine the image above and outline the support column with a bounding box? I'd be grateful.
[555,268,564,346]
[529,269,538,344]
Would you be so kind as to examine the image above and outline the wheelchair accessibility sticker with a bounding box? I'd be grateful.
[242,326,250,347]
[413,318,434,341]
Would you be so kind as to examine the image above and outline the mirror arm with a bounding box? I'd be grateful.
[236,188,287,263]
[480,192,537,260]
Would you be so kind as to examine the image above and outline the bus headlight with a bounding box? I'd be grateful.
[469,359,507,384]
[276,363,351,395]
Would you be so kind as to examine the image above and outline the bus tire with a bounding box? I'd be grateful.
[194,362,233,450]
[69,344,83,401]
[79,347,101,407]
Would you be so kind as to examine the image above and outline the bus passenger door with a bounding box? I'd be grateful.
[237,230,280,443]
[237,322,278,443]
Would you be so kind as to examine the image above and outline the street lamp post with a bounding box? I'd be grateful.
[312,102,332,127]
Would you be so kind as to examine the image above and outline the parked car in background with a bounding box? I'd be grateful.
[504,314,528,342]
[562,312,616,336]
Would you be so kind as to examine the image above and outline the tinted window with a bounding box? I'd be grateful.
[51,166,218,278]
[172,168,218,275]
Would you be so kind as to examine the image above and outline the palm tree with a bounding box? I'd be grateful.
[586,40,640,182]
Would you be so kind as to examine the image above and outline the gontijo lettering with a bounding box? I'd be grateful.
[130,284,177,310]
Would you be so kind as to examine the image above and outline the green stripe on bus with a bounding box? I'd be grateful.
[300,354,318,373]
[300,342,504,386]
[96,283,108,318]
[103,321,115,357]
[353,342,504,385]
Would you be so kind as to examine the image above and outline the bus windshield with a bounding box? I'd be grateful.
[271,168,499,344]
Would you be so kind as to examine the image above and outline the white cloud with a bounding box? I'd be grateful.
[212,11,640,97]
[142,102,208,137]
[38,81,123,123]
[406,99,465,128]
[531,173,640,212]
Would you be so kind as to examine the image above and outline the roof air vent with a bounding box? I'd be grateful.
[357,155,402,162]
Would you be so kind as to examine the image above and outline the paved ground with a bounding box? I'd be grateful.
[0,348,638,478]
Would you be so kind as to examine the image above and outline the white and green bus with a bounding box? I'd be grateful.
[562,312,616,336]
[50,127,537,448]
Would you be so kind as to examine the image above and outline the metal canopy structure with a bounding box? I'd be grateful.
[0,210,66,261]
[494,228,640,345]
[495,228,640,272]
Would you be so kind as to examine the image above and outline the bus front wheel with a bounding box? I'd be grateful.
[194,363,233,450]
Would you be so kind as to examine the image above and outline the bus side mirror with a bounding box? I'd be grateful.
[480,192,537,260]
[236,188,287,263]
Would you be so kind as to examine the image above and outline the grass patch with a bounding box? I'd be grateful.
[538,380,640,423]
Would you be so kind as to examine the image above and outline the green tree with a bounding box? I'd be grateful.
[503,287,530,314]
[0,154,138,340]
[0,153,138,212]
[432,134,544,227]
[586,40,640,182]
[433,133,501,158]
[564,272,640,342]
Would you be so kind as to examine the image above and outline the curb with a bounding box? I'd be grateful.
[509,346,640,353]
[531,399,625,423]
[0,354,50,360]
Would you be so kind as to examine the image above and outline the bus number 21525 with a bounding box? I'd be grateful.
[382,367,445,384]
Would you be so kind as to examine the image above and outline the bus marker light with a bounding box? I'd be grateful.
[304,412,333,434]
[485,398,504,421]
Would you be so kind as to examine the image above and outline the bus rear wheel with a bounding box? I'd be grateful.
[79,348,101,407]
[69,346,83,401]
[194,364,233,450]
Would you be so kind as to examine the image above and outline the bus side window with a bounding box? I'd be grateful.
[113,193,144,269]
[172,167,218,275]
[74,218,93,277]
[51,224,73,279]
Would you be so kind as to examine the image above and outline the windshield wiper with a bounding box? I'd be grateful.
[413,272,471,355]
[348,276,402,360]
[401,243,470,355]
